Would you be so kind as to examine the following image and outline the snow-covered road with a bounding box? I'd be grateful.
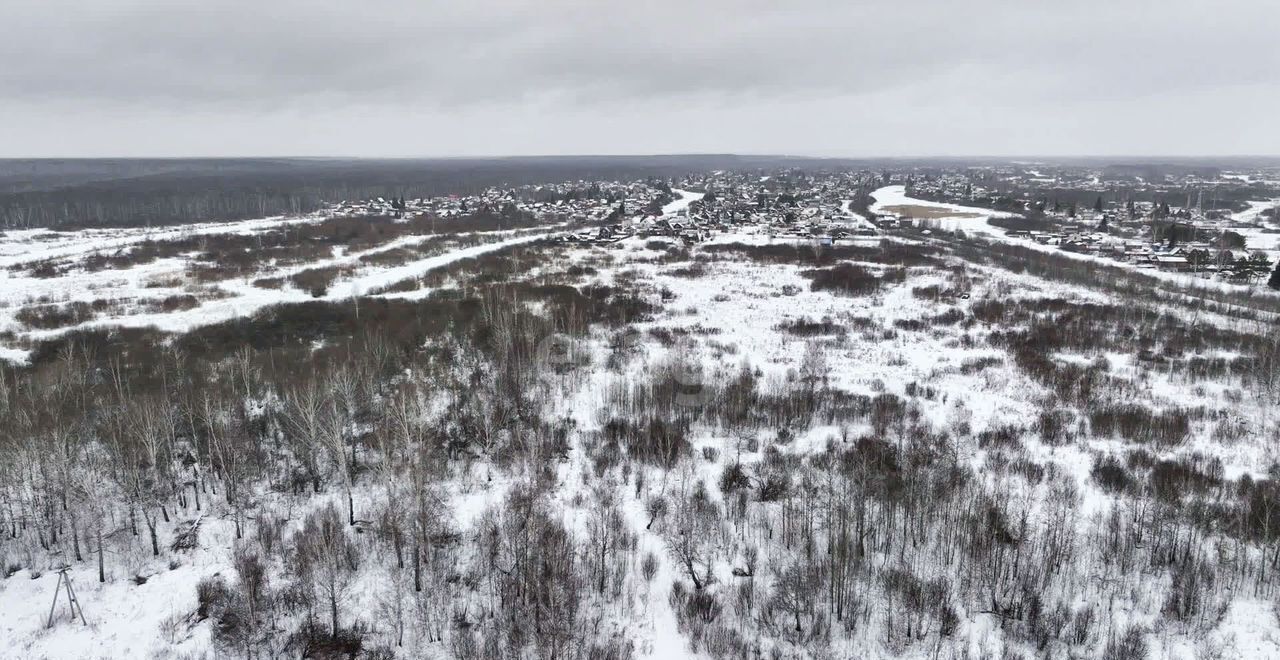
[353,229,557,300]
[661,189,704,217]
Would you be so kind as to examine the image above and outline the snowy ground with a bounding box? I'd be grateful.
[4,221,1280,659]
[870,185,1280,299]
[1227,199,1280,263]
[0,216,562,363]
[839,200,877,230]
[5,184,1280,659]
[0,214,313,268]
[1229,198,1280,226]
[663,189,705,217]
[869,185,1018,225]
[570,232,1280,658]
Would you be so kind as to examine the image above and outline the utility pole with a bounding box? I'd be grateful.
[47,566,88,628]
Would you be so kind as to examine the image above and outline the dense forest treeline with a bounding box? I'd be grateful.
[0,156,864,229]
[6,157,1278,230]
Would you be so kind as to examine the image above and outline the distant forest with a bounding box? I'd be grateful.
[7,156,1280,230]
[0,156,842,229]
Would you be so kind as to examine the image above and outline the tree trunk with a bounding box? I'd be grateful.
[330,593,340,639]
[146,514,159,557]
[97,526,105,583]
[413,542,422,592]
[393,525,403,570]
[597,545,607,594]
[684,555,702,590]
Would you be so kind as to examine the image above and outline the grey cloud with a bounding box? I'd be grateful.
[0,0,1277,155]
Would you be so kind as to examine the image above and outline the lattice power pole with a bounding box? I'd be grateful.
[46,565,88,628]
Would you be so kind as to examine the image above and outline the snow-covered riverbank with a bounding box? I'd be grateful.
[661,189,704,217]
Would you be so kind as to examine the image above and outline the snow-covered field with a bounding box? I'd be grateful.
[543,231,1280,660]
[662,189,705,217]
[871,185,1280,299]
[0,216,562,363]
[869,185,1018,225]
[4,196,1280,660]
[1230,199,1280,226]
[1228,199,1280,261]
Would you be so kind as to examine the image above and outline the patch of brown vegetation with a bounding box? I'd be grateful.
[881,205,982,220]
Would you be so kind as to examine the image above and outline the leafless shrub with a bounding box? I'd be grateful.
[959,355,1003,374]
[1091,455,1135,494]
[1101,626,1148,660]
[290,265,356,298]
[775,317,846,337]
[1089,403,1191,445]
[14,301,94,329]
[804,264,906,296]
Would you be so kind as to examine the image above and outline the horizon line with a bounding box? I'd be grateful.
[3,153,1280,162]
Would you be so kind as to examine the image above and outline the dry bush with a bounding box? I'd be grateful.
[1035,407,1076,446]
[14,301,94,329]
[1091,455,1135,494]
[666,263,709,278]
[959,355,1003,374]
[1088,403,1192,445]
[775,317,846,337]
[804,264,906,296]
[976,424,1023,449]
[289,266,356,298]
[702,241,941,267]
[140,294,200,314]
[602,417,690,467]
[253,276,285,290]
[1148,454,1223,503]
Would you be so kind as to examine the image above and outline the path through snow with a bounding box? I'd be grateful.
[662,189,704,217]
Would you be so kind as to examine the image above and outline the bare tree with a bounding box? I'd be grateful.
[293,503,360,639]
[283,379,329,495]
[664,470,721,591]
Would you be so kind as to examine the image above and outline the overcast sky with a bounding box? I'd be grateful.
[2,0,1277,157]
